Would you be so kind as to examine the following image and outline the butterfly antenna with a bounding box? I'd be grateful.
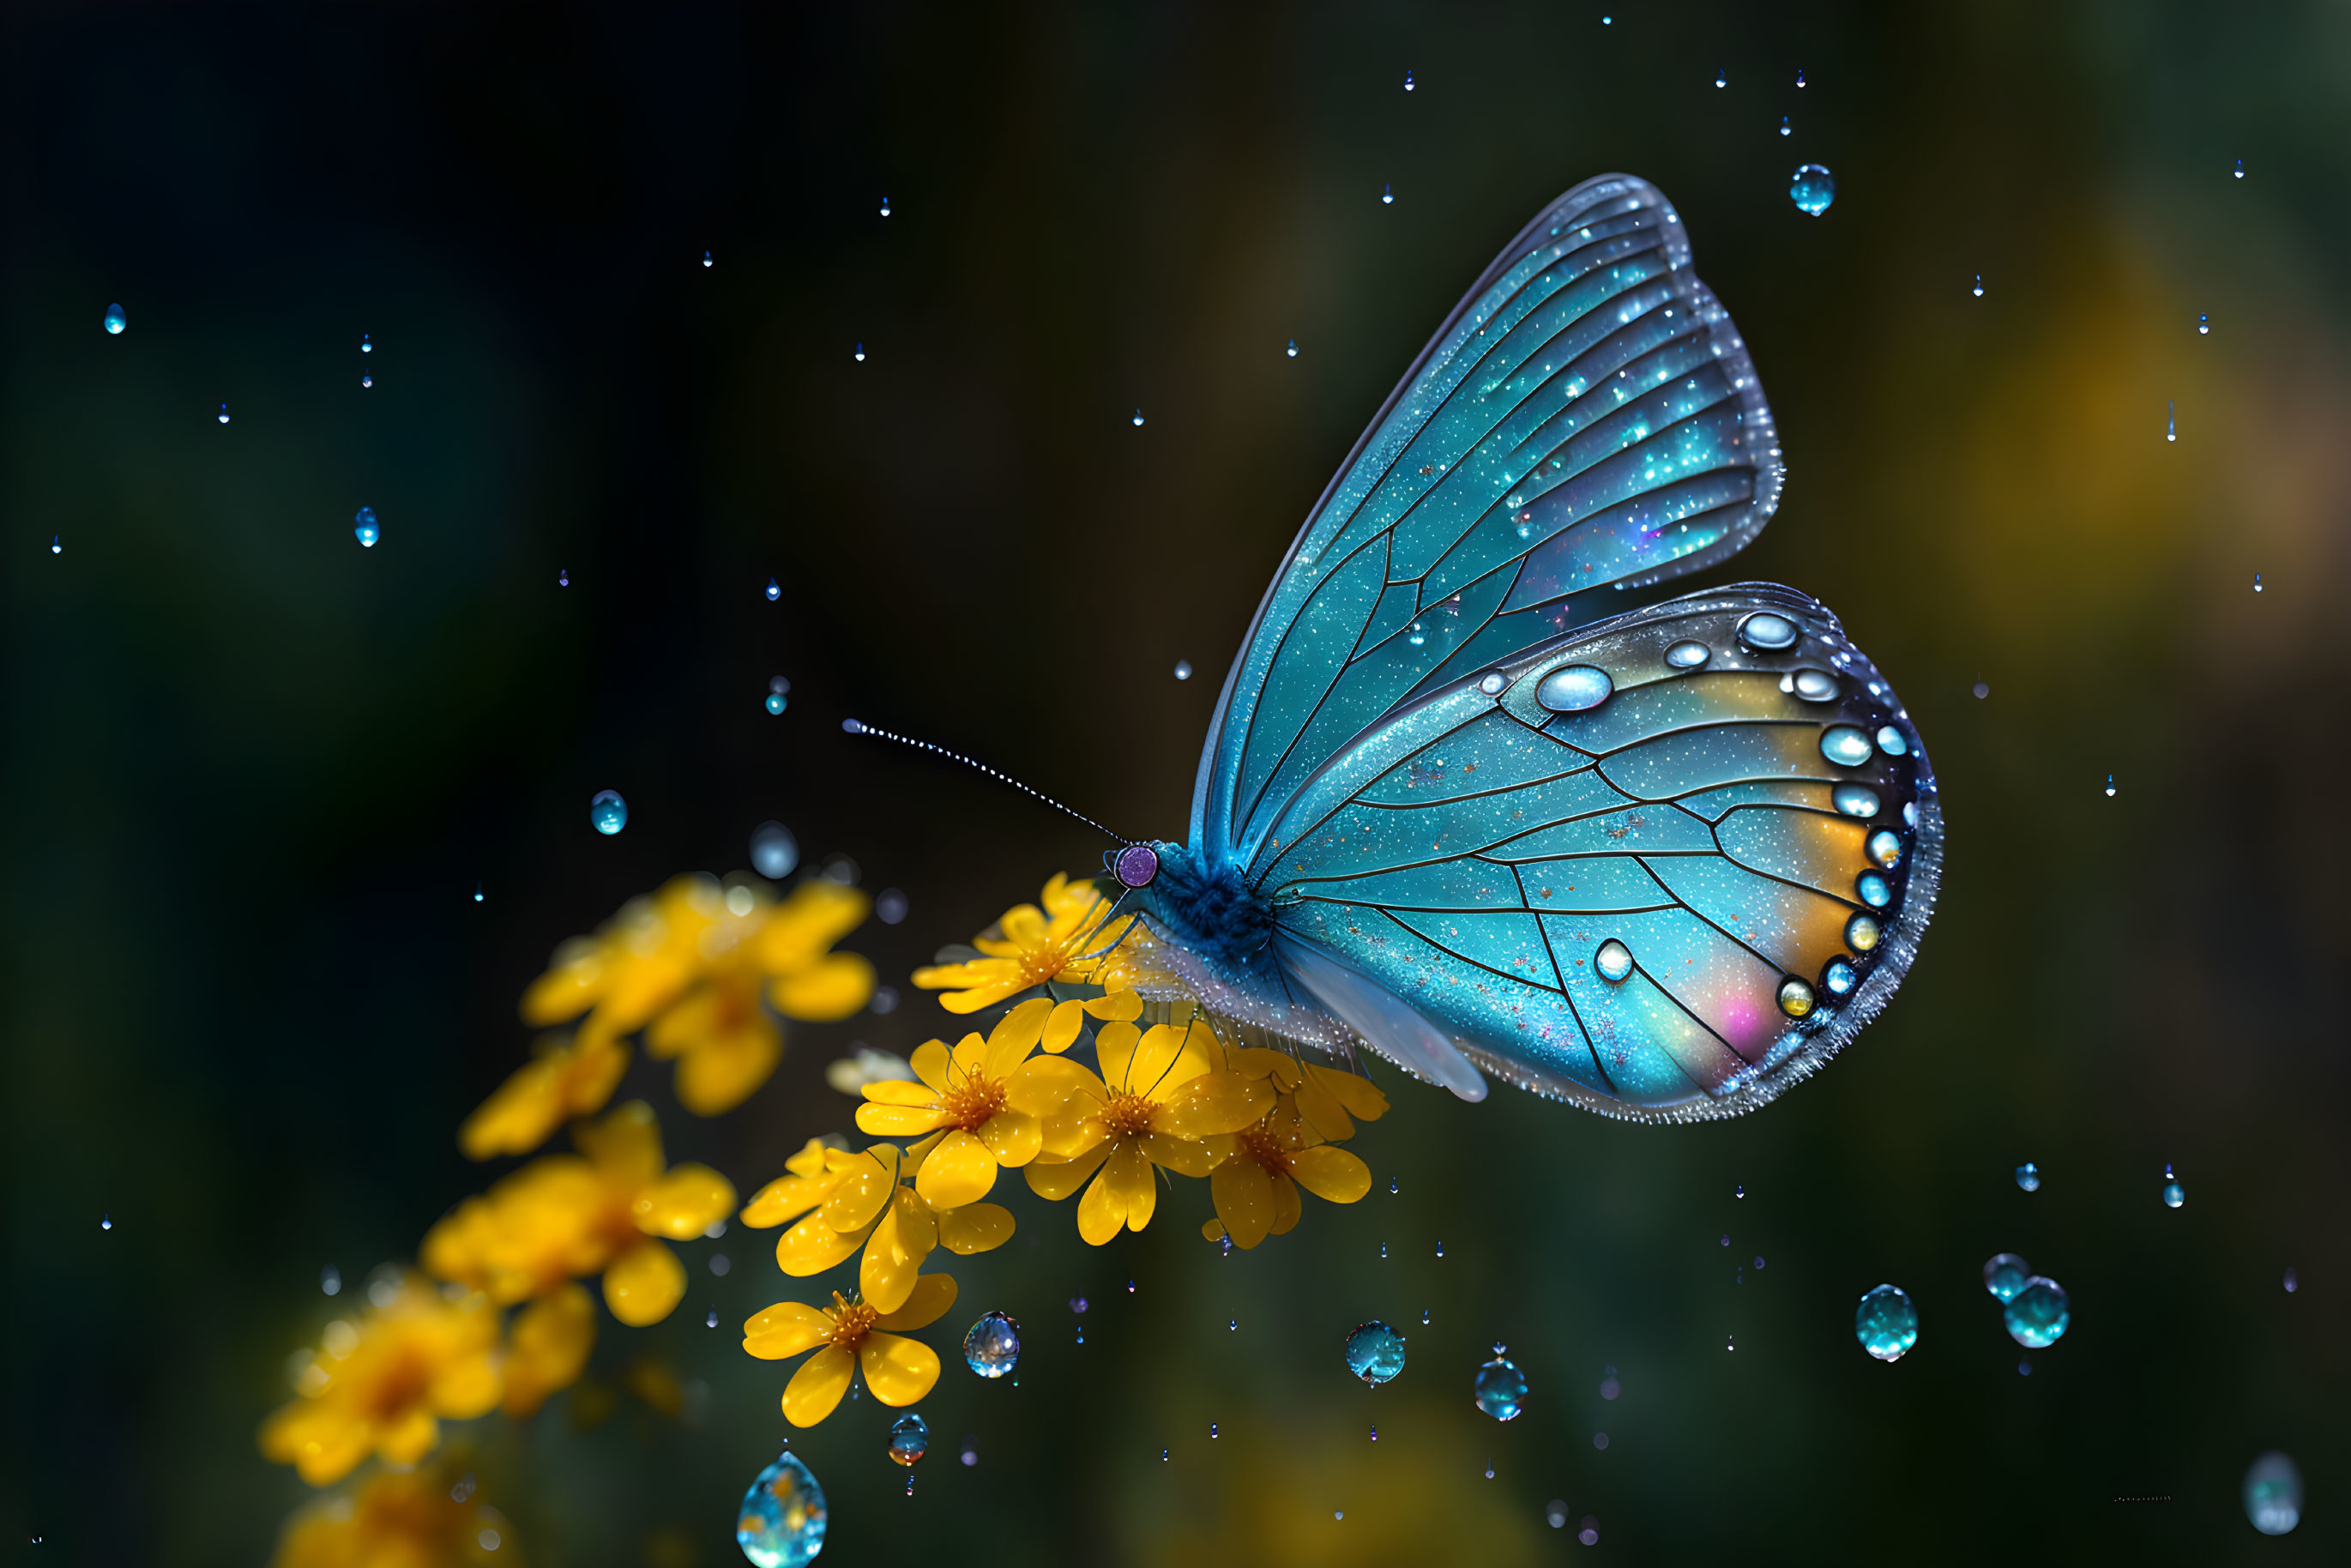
[841,718,1130,845]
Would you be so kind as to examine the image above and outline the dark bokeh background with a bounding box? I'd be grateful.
[6,3,2348,1564]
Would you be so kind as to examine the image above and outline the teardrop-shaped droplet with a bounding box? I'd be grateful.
[887,1412,930,1467]
[588,789,628,835]
[765,577,781,601]
[1714,68,1727,87]
[962,1311,1021,1378]
[1173,659,1192,680]
[359,333,372,353]
[2167,400,2176,442]
[2197,312,2209,335]
[103,303,126,335]
[1972,274,1984,298]
[2015,1161,2041,1192]
[736,1450,826,1568]
[2233,157,2245,178]
[2104,774,2116,798]
[1286,339,1298,358]
[1788,163,1836,216]
[50,534,62,555]
[1854,1283,1918,1361]
[1403,69,1414,91]
[702,250,714,268]
[1778,114,1790,136]
[217,403,231,425]
[879,196,891,216]
[707,1308,719,1327]
[1381,183,1394,205]
[353,506,379,548]
[558,568,570,587]
[473,881,485,903]
[2254,571,2264,593]
[1131,408,1144,426]
[1474,1352,1528,1420]
[853,342,865,362]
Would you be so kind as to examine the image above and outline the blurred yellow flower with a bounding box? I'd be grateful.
[912,873,1139,1012]
[270,1456,518,1567]
[738,1137,1013,1315]
[260,1274,502,1486]
[421,1101,734,1327]
[498,1282,596,1418]
[742,1275,957,1426]
[458,1032,630,1161]
[517,876,876,1122]
[1023,1016,1271,1244]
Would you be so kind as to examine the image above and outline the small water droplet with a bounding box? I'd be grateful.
[50,534,61,555]
[1485,1460,1496,1479]
[99,1214,112,1231]
[1389,1176,1398,1194]
[1379,1241,1387,1258]
[361,374,372,388]
[1972,274,1985,297]
[2018,1358,2032,1376]
[2283,1266,2298,1293]
[359,333,372,353]
[2167,400,2177,442]
[353,506,379,547]
[321,1264,341,1294]
[1796,67,1807,86]
[1127,1279,1136,1293]
[707,1309,719,1328]
[1983,1253,2031,1302]
[1788,163,1836,216]
[1600,1374,1619,1400]
[1778,114,1791,136]
[2004,1276,2070,1347]
[879,196,891,216]
[2104,774,2116,798]
[1973,679,1991,700]
[1720,1233,1731,1247]
[1381,183,1394,205]
[2016,1161,2041,1192]
[1422,1307,1431,1324]
[1286,339,1298,357]
[765,691,787,715]
[216,403,230,424]
[2255,571,2264,593]
[1474,1351,1526,1420]
[1403,69,1414,91]
[1369,1424,1377,1441]
[1173,659,1192,681]
[2234,157,2246,178]
[1854,1284,1919,1361]
[1715,68,1727,87]
[1130,408,1145,427]
[1209,1423,1219,1439]
[103,303,126,335]
[1734,1183,1745,1197]
[853,342,865,362]
[2198,311,2210,335]
[588,789,628,835]
[962,1311,1021,1378]
[473,881,484,903]
[1228,1318,1237,1332]
[1343,1321,1407,1386]
[558,568,570,587]
[702,250,713,268]
[1435,1240,1444,1257]
[765,577,781,601]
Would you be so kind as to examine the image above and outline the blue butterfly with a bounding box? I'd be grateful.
[1101,173,1943,1121]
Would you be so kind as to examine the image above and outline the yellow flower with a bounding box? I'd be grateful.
[269,1455,518,1567]
[742,1275,958,1426]
[912,873,1140,1013]
[499,1282,597,1418]
[421,1101,735,1327]
[1202,1089,1376,1250]
[520,876,877,1119]
[738,1137,1013,1315]
[260,1274,503,1486]
[1023,1016,1272,1244]
[457,1032,631,1161]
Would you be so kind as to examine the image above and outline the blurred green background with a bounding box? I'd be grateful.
[6,2,2348,1563]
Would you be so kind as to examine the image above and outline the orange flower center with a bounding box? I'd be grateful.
[1239,1126,1293,1179]
[827,1299,879,1351]
[359,1346,434,1422]
[938,1076,1007,1131]
[1100,1092,1156,1140]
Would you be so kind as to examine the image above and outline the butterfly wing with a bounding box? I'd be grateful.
[1254,585,1941,1122]
[1191,174,1785,876]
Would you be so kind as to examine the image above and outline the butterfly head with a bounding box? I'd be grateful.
[1105,842,1160,890]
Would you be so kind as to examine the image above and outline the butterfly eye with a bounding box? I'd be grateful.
[1112,844,1160,890]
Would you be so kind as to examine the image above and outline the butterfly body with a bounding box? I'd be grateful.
[1123,173,1938,1120]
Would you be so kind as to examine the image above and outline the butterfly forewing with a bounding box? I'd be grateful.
[1193,174,1785,871]
[1253,586,1941,1122]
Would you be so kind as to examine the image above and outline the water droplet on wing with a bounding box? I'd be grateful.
[1866,829,1902,868]
[1535,665,1612,712]
[1855,871,1891,908]
[1819,726,1873,766]
[588,790,627,835]
[1792,669,1837,701]
[1854,1284,1918,1361]
[1822,957,1856,997]
[1776,977,1816,1018]
[1832,784,1880,817]
[1664,639,1711,670]
[1594,938,1634,982]
[1738,612,1797,651]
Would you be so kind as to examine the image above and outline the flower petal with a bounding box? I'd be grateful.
[1288,1144,1372,1204]
[431,1348,504,1420]
[1082,988,1142,1022]
[781,1345,854,1427]
[739,1171,838,1230]
[1269,1172,1303,1234]
[1231,1047,1303,1089]
[777,1210,874,1276]
[1102,1141,1158,1233]
[861,1079,940,1107]
[743,1301,832,1360]
[1155,1071,1275,1138]
[501,1284,597,1418]
[672,1027,783,1116]
[913,1128,998,1209]
[936,1202,1016,1254]
[632,1161,739,1239]
[1124,1024,1183,1097]
[978,1110,1042,1167]
[602,1239,685,1326]
[1075,1161,1125,1245]
[1211,1156,1275,1250]
[1004,1056,1101,1120]
[856,1102,949,1137]
[1024,1142,1109,1201]
[910,1040,955,1094]
[858,1331,941,1406]
[770,951,876,1022]
[575,1101,665,1190]
[1139,1132,1223,1179]
[859,1190,936,1314]
[1094,1022,1142,1095]
[819,1152,898,1232]
[986,997,1054,1077]
[1304,1063,1389,1121]
[1042,999,1086,1053]
[1292,1070,1354,1142]
[377,1407,441,1466]
[873,1270,958,1331]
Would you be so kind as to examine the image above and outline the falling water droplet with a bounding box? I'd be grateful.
[887,1413,930,1467]
[217,403,231,425]
[1228,1318,1237,1332]
[702,250,713,268]
[2283,1266,2298,1293]
[1422,1308,1431,1324]
[1973,679,1991,700]
[1173,659,1192,681]
[1368,1425,1377,1442]
[2004,1277,2071,1348]
[1131,408,1144,426]
[1788,163,1836,216]
[50,534,62,555]
[473,882,485,903]
[2167,400,2176,442]
[1796,67,1807,87]
[736,1450,826,1568]
[1435,1240,1444,1257]
[1973,274,1985,297]
[361,373,372,388]
[1379,1242,1387,1258]
[2161,1164,2186,1208]
[103,303,126,335]
[1715,68,1727,87]
[558,568,570,587]
[1343,1321,1408,1386]
[1286,339,1298,357]
[2233,157,2246,178]
[1389,1177,1398,1194]
[853,342,865,362]
[1403,69,1414,91]
[1381,183,1394,205]
[359,333,372,353]
[2104,774,2116,798]
[321,1264,341,1295]
[707,1308,719,1328]
[765,690,787,715]
[1485,1459,1496,1480]
[1474,1346,1527,1420]
[1982,1253,2031,1302]
[2197,312,2209,335]
[2254,571,2263,593]
[962,1311,1021,1378]
[1209,1423,1219,1439]
[765,577,781,601]
[588,790,628,835]
[1854,1284,1919,1362]
[100,1214,113,1231]
[1160,1448,1168,1462]
[1778,114,1791,136]
[1727,1333,1736,1351]
[2245,1452,2303,1535]
[1734,1183,1745,1198]
[353,507,380,547]
[2016,1161,2041,1192]
[879,196,892,216]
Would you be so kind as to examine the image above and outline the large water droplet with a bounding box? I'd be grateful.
[1792,669,1838,701]
[2245,1452,2303,1535]
[963,1311,1021,1378]
[1776,977,1816,1018]
[588,790,628,835]
[1739,612,1798,651]
[1845,912,1881,952]
[353,506,380,548]
[1856,871,1892,908]
[1788,163,1836,216]
[1982,1253,2031,1302]
[2015,1161,2041,1192]
[103,303,126,335]
[1866,829,1903,868]
[1664,639,1711,670]
[1874,725,1909,757]
[1819,726,1874,766]
[1344,1321,1407,1386]
[2004,1276,2070,1348]
[1474,1348,1527,1420]
[1832,784,1881,818]
[1535,665,1612,712]
[737,1450,826,1568]
[1594,938,1633,983]
[1854,1283,1918,1361]
[887,1412,929,1467]
[2161,1178,2185,1209]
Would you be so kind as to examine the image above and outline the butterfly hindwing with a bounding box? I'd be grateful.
[1192,174,1785,873]
[1255,586,1942,1122]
